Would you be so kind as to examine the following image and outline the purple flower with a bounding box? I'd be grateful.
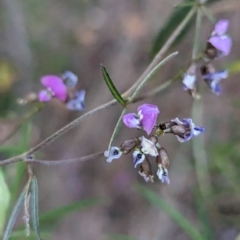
[123,104,160,135]
[171,118,205,143]
[66,90,86,111]
[203,70,228,95]
[157,165,170,184]
[208,19,232,56]
[38,75,68,102]
[104,146,122,163]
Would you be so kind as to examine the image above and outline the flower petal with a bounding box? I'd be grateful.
[138,104,160,135]
[140,136,159,157]
[132,150,145,168]
[104,146,122,163]
[208,35,232,56]
[123,113,141,129]
[156,165,170,184]
[182,74,196,91]
[41,75,68,101]
[38,90,52,102]
[203,70,228,95]
[213,19,229,35]
[62,71,78,88]
[66,90,86,111]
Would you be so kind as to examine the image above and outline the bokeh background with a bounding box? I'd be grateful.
[0,0,240,239]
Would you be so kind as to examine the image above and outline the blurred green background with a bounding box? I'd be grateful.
[0,0,240,239]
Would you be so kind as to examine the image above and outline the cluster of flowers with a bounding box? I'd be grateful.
[38,71,86,111]
[183,19,232,96]
[104,104,204,184]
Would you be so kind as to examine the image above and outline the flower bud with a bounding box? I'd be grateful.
[120,138,140,154]
[138,158,154,182]
[156,147,169,169]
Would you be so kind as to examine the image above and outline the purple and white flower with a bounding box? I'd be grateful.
[157,165,170,184]
[132,149,145,168]
[203,70,228,95]
[66,90,86,111]
[170,118,205,143]
[38,75,68,102]
[123,104,160,135]
[104,146,123,163]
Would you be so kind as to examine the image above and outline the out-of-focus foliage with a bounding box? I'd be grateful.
[0,170,11,233]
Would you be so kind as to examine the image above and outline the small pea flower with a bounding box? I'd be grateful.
[132,149,145,168]
[62,71,78,88]
[182,63,197,92]
[170,118,205,142]
[38,75,68,102]
[201,64,227,95]
[66,90,86,111]
[157,165,170,184]
[138,158,154,182]
[123,104,160,135]
[206,19,232,58]
[104,146,123,163]
[140,136,159,157]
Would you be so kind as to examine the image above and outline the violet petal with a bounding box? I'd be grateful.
[41,75,68,101]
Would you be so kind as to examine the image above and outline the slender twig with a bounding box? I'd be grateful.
[108,109,126,151]
[0,8,196,167]
[25,152,103,166]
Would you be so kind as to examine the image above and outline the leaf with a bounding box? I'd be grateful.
[30,176,42,240]
[101,64,126,107]
[151,0,219,56]
[0,169,11,232]
[136,185,207,240]
[3,186,26,240]
[39,198,99,228]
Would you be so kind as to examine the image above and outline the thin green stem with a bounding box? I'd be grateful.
[191,99,212,198]
[108,109,126,151]
[192,8,202,59]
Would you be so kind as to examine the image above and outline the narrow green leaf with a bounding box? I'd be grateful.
[136,185,207,240]
[3,186,26,240]
[39,198,99,228]
[101,64,126,106]
[151,0,219,56]
[30,176,42,240]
